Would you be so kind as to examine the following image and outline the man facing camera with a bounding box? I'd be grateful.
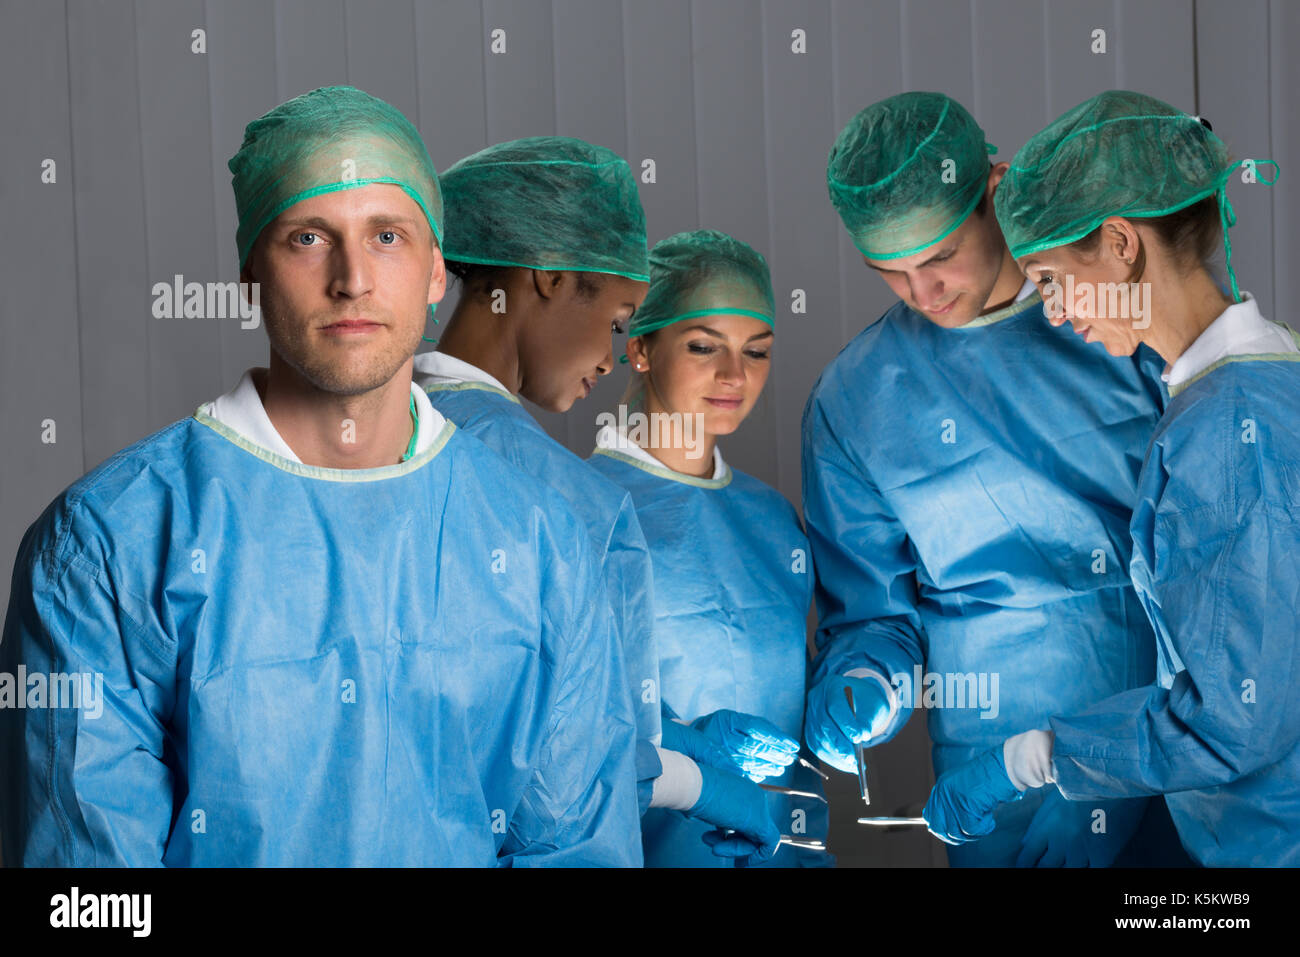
[0,86,640,867]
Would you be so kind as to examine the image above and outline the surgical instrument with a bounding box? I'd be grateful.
[799,756,830,781]
[857,817,928,827]
[759,784,828,804]
[844,686,870,804]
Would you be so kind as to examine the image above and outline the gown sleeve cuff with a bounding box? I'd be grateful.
[844,667,902,723]
[1003,729,1057,791]
[648,746,704,810]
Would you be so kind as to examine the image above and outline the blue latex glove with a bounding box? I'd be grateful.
[689,765,781,866]
[691,709,799,782]
[804,674,896,773]
[659,717,733,772]
[923,746,1024,844]
[1015,789,1146,868]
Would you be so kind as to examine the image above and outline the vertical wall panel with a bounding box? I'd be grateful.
[135,2,223,426]
[65,0,151,468]
[761,0,839,502]
[481,0,556,143]
[0,0,85,626]
[275,0,348,100]
[900,0,973,97]
[830,0,903,134]
[830,1,903,351]
[971,0,1047,159]
[552,0,627,152]
[1043,0,1120,125]
[1195,0,1274,318]
[206,0,279,387]
[1270,0,1298,329]
[413,1,490,347]
[623,0,698,244]
[345,0,419,121]
[1117,0,1195,110]
[415,0,489,173]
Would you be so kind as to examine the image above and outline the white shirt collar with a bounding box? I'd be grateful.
[199,368,444,463]
[1163,293,1298,387]
[412,350,513,394]
[594,422,726,481]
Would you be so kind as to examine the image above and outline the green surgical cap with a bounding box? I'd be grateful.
[229,85,443,270]
[827,92,996,260]
[995,90,1279,301]
[626,229,774,341]
[439,136,649,281]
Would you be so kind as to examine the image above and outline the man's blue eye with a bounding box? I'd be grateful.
[379,231,397,244]
[296,233,317,245]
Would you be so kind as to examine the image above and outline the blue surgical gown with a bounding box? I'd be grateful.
[0,410,641,866]
[1051,354,1300,866]
[802,293,1169,866]
[589,446,831,868]
[418,377,663,812]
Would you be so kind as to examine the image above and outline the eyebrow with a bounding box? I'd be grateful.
[681,324,775,343]
[276,214,424,231]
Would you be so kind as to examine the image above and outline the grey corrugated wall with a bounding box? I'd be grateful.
[2,0,1295,866]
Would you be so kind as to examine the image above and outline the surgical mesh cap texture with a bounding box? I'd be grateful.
[827,92,994,259]
[995,90,1234,260]
[628,229,774,338]
[439,136,649,281]
[229,85,443,269]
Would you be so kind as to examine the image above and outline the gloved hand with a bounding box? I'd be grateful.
[659,717,733,772]
[1015,790,1146,868]
[804,674,897,773]
[690,709,799,782]
[923,745,1024,844]
[688,765,781,866]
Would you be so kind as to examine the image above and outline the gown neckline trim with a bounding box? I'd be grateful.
[592,445,734,489]
[192,408,457,481]
[422,380,522,405]
[1167,338,1300,397]
[951,289,1044,329]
